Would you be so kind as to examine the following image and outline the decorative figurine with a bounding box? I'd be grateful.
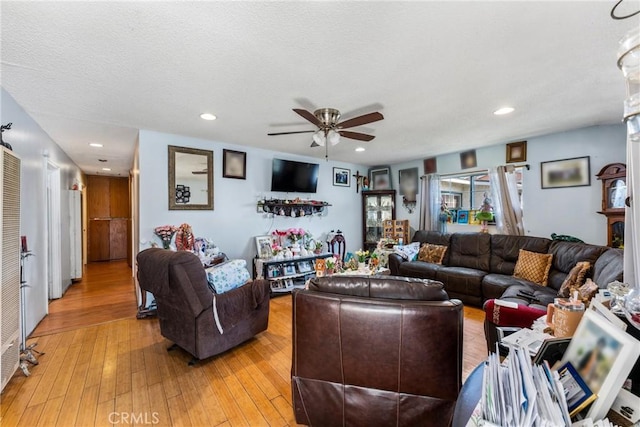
[1,123,13,151]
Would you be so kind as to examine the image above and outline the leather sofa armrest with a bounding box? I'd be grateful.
[388,253,405,275]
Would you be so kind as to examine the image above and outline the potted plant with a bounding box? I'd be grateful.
[325,256,338,275]
[355,249,369,271]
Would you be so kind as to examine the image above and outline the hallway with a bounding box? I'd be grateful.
[30,261,138,337]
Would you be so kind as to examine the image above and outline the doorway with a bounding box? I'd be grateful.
[46,162,63,300]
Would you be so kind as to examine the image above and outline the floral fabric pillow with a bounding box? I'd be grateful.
[418,244,448,264]
[206,259,250,294]
[394,242,421,261]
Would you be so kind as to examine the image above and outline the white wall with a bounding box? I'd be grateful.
[389,124,627,245]
[138,130,368,267]
[1,88,84,336]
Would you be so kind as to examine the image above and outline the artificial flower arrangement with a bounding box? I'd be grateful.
[325,255,339,272]
[272,228,309,246]
[369,252,379,269]
[355,249,369,263]
[154,225,177,249]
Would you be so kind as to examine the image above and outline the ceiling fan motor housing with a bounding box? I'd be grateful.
[314,108,341,128]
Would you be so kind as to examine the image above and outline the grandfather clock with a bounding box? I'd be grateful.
[596,163,626,248]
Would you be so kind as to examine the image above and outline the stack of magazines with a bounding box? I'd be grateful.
[480,345,572,426]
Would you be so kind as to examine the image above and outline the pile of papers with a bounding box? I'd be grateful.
[480,346,571,426]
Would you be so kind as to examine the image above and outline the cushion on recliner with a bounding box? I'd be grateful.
[482,273,541,301]
[205,259,251,294]
[436,267,486,298]
[489,235,551,275]
[546,241,607,290]
[447,233,491,270]
[398,260,442,280]
[592,248,624,287]
[307,275,449,301]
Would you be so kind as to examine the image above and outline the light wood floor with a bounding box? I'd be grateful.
[1,261,488,426]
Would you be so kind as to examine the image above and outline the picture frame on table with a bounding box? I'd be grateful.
[297,261,312,273]
[222,149,247,179]
[283,264,297,276]
[333,167,350,187]
[255,235,273,259]
[557,361,597,417]
[369,166,391,190]
[457,210,469,224]
[506,141,527,163]
[541,156,591,189]
[559,310,640,420]
[468,210,480,225]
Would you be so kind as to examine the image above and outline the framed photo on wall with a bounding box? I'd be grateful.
[506,141,527,163]
[541,156,590,189]
[460,149,477,169]
[333,167,350,187]
[369,166,391,190]
[223,149,246,179]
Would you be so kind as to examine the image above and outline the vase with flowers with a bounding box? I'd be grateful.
[155,225,177,249]
[355,249,369,271]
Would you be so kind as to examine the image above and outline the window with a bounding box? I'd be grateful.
[440,168,524,223]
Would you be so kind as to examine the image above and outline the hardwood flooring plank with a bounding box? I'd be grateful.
[166,395,193,427]
[16,401,44,426]
[201,362,250,427]
[95,398,115,426]
[36,396,63,427]
[75,384,100,427]
[56,361,89,426]
[115,339,132,396]
[147,382,172,427]
[271,395,298,426]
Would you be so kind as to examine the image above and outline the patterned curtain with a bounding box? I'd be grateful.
[489,165,525,235]
[419,174,440,231]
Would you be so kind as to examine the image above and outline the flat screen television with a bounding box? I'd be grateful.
[270,158,319,193]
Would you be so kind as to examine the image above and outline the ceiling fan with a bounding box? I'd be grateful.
[268,108,384,149]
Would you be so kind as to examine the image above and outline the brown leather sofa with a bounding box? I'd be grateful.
[292,275,463,426]
[389,231,624,309]
[137,248,270,363]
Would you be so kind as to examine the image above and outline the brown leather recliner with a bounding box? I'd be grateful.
[137,248,270,363]
[292,275,463,426]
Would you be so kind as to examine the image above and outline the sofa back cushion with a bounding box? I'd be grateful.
[546,241,607,291]
[307,275,449,301]
[489,235,551,275]
[592,248,624,287]
[448,233,491,271]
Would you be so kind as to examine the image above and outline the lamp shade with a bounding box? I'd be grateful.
[328,130,340,146]
[312,130,326,146]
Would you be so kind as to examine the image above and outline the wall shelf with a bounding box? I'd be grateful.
[257,199,331,217]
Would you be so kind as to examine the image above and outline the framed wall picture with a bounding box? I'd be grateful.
[541,156,590,189]
[506,141,527,163]
[369,166,391,190]
[398,167,418,201]
[255,235,273,259]
[560,310,640,420]
[333,167,350,187]
[222,149,246,179]
[424,157,437,174]
[460,149,477,169]
[457,210,469,224]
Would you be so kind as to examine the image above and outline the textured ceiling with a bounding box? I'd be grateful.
[1,1,635,176]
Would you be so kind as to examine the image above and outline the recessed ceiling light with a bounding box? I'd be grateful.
[89,143,103,147]
[200,113,217,121]
[355,147,365,152]
[493,107,515,115]
[102,167,111,171]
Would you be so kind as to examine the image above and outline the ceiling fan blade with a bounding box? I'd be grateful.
[337,112,384,129]
[339,131,375,142]
[268,130,315,136]
[293,108,322,127]
[310,141,320,147]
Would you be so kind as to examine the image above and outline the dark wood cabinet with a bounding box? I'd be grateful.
[596,163,626,248]
[362,190,396,252]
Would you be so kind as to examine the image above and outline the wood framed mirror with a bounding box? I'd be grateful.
[168,145,213,210]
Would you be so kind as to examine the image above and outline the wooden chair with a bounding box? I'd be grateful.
[329,230,346,262]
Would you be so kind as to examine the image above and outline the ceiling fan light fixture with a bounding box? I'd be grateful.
[89,142,103,148]
[312,130,326,146]
[355,147,365,152]
[328,130,340,146]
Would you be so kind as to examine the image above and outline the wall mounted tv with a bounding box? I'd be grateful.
[270,158,319,193]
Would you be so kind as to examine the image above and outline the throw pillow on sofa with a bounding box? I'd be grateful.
[418,243,448,264]
[513,249,553,286]
[557,261,591,298]
[394,242,421,261]
[205,259,251,294]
